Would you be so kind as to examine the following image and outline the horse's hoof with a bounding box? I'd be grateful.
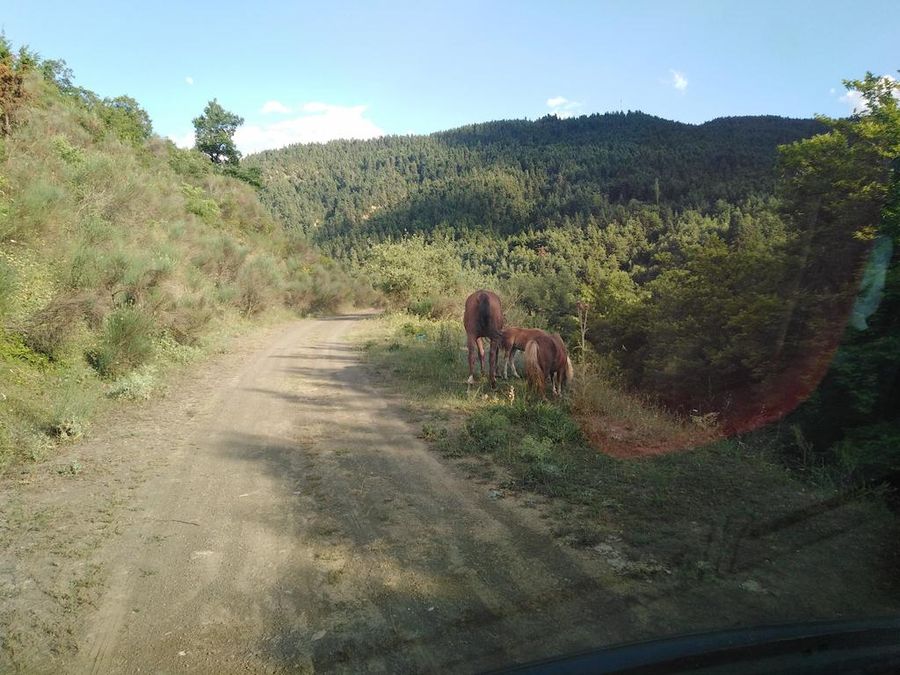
[466,375,475,385]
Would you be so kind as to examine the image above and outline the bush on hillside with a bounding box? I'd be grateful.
[87,306,155,377]
[20,294,87,361]
[234,255,283,316]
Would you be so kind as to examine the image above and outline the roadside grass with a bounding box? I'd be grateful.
[359,312,480,416]
[356,313,899,607]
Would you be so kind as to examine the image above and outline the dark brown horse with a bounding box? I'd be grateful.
[463,289,505,387]
[524,331,574,398]
[499,326,546,379]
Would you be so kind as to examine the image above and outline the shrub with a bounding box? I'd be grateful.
[366,237,466,308]
[203,173,274,232]
[87,306,154,377]
[0,330,48,366]
[284,277,314,312]
[182,183,221,222]
[47,380,95,440]
[119,249,175,306]
[308,272,347,313]
[164,294,215,344]
[66,245,106,290]
[193,233,247,284]
[51,134,84,165]
[11,178,66,239]
[436,322,457,363]
[234,255,282,316]
[20,294,86,361]
[0,421,54,471]
[831,423,900,488]
[165,143,212,179]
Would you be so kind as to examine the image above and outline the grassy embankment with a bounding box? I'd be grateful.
[356,312,899,618]
[0,68,370,474]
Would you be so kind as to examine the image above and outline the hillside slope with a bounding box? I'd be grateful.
[248,112,823,248]
[0,42,367,472]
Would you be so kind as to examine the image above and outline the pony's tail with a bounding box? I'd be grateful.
[566,356,574,385]
[524,340,543,394]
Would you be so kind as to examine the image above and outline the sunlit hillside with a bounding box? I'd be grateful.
[0,42,370,471]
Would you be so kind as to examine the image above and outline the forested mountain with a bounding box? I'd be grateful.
[248,112,822,251]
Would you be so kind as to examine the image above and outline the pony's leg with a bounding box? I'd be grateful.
[509,347,520,378]
[466,335,478,385]
[489,337,500,389]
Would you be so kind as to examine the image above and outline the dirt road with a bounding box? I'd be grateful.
[2,314,647,673]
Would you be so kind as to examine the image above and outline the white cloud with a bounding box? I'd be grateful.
[670,70,688,92]
[168,131,194,148]
[185,76,194,85]
[235,102,384,154]
[301,102,332,113]
[836,74,898,113]
[839,89,866,113]
[261,100,291,114]
[546,96,582,119]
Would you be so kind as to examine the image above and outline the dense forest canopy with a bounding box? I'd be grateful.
[248,112,823,251]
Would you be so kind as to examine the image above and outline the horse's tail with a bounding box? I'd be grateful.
[524,339,543,394]
[565,356,574,387]
[473,293,486,336]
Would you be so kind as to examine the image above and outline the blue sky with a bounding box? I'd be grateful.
[3,1,898,154]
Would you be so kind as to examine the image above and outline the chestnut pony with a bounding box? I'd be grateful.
[499,326,546,379]
[524,332,574,397]
[463,289,505,387]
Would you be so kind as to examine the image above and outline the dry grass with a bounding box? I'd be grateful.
[570,360,716,458]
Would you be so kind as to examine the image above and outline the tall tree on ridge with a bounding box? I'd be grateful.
[193,99,244,165]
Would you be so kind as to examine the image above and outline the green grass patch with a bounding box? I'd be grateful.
[106,365,157,401]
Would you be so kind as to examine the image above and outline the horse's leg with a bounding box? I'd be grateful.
[503,347,515,379]
[489,337,500,389]
[466,335,477,385]
[477,338,486,377]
